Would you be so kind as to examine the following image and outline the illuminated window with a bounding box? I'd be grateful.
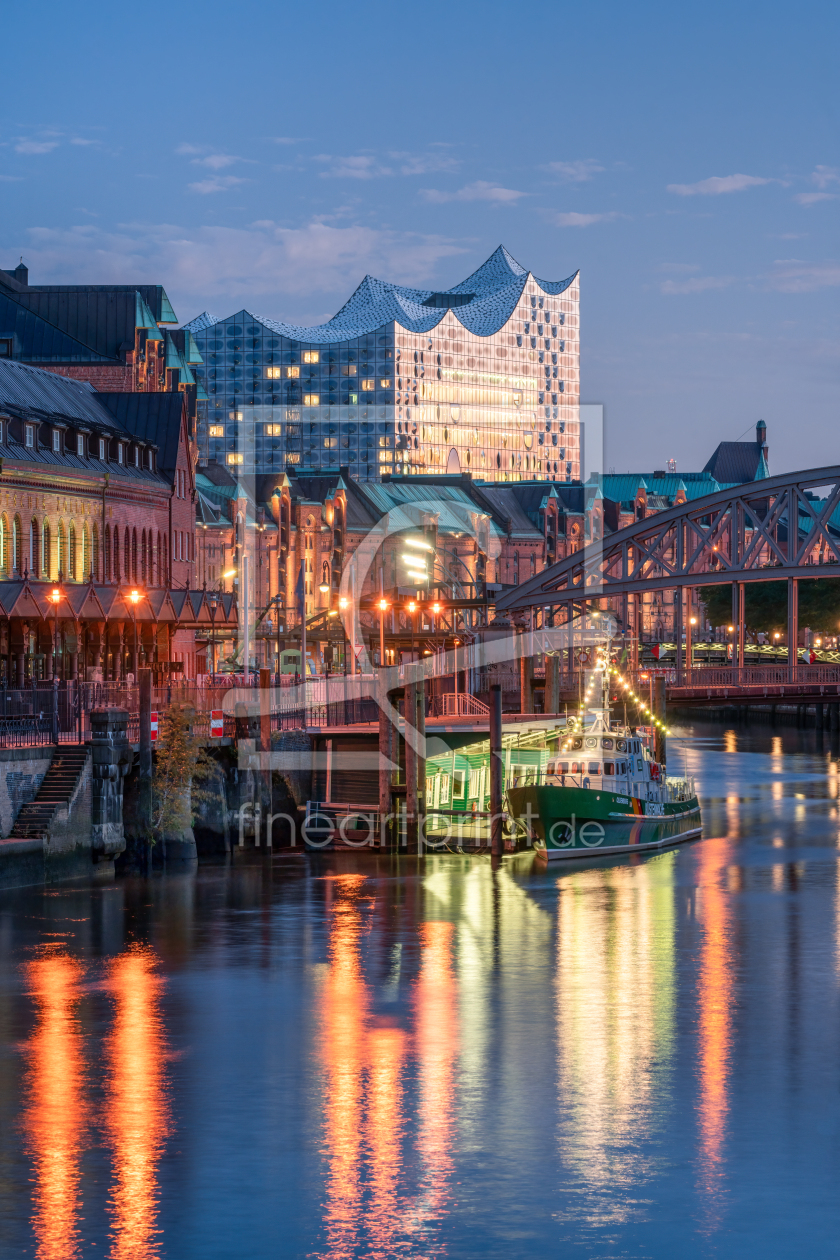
[379,379,390,389]
[227,453,244,466]
[208,425,224,437]
[302,351,319,364]
[378,451,392,463]
[285,365,300,378]
[265,424,283,436]
[345,364,357,375]
[379,436,390,447]
[286,452,300,464]
[266,367,282,379]
[348,393,358,404]
[361,379,375,391]
[303,394,319,406]
[229,410,244,421]
[324,437,338,448]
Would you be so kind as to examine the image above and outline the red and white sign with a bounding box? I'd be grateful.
[210,710,224,737]
[150,712,159,742]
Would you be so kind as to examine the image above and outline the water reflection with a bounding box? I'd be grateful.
[414,921,457,1228]
[696,839,734,1227]
[554,858,676,1210]
[23,951,88,1260]
[104,946,170,1260]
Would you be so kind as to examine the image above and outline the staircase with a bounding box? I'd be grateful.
[7,747,90,840]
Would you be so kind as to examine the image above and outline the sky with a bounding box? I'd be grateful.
[2,0,838,476]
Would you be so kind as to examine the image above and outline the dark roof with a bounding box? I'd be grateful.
[97,392,184,474]
[0,292,111,363]
[0,267,177,360]
[703,442,767,485]
[199,461,238,489]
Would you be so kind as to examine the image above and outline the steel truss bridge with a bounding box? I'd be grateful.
[496,465,840,690]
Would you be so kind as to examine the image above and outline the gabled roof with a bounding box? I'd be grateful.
[703,441,768,485]
[97,392,184,474]
[183,246,577,343]
[0,292,113,364]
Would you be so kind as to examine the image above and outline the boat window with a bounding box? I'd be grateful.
[616,740,627,752]
[637,759,644,771]
[588,762,600,775]
[602,738,613,750]
[453,770,466,797]
[572,738,583,750]
[584,737,597,749]
[546,760,555,775]
[558,761,569,774]
[604,761,614,775]
[571,761,581,774]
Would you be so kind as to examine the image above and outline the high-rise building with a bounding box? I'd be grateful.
[184,246,580,483]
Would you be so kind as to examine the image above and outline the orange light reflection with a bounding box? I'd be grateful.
[104,946,170,1260]
[414,921,457,1223]
[696,840,734,1225]
[23,952,88,1260]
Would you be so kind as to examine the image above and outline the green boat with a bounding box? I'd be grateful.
[506,666,701,861]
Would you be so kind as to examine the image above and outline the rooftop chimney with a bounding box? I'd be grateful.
[756,419,768,471]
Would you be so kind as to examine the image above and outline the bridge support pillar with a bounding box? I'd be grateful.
[831,704,840,736]
[816,702,825,730]
[788,578,799,682]
[545,654,560,715]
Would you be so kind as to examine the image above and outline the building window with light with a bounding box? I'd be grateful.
[227,453,244,465]
[302,351,319,364]
[303,394,319,406]
[285,366,300,378]
[209,425,224,437]
[361,379,375,391]
[266,367,282,379]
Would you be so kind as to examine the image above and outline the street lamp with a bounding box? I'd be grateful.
[338,596,349,675]
[50,587,61,682]
[377,597,388,668]
[208,589,219,677]
[128,588,145,681]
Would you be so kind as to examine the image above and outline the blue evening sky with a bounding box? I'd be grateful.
[1,0,837,475]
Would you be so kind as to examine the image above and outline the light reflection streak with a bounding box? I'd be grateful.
[23,951,88,1260]
[696,840,734,1227]
[414,922,457,1225]
[554,861,676,1206]
[319,873,369,1256]
[104,946,170,1260]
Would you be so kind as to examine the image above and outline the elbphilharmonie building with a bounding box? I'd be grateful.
[184,246,579,483]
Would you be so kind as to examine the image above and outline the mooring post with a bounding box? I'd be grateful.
[415,675,426,855]
[654,674,667,766]
[490,684,504,859]
[378,677,399,849]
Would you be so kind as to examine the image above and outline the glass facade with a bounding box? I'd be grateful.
[186,250,580,483]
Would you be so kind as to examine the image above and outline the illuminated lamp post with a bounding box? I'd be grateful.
[128,587,144,681]
[688,615,697,671]
[49,586,61,682]
[378,597,388,668]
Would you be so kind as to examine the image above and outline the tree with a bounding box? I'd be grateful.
[700,577,840,637]
[151,703,214,838]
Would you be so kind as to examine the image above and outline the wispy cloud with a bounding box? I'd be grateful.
[188,175,248,194]
[795,191,837,206]
[272,137,304,145]
[661,275,735,294]
[314,154,392,179]
[176,143,204,156]
[421,180,525,204]
[812,165,840,189]
[390,151,460,176]
[667,173,771,196]
[17,221,467,315]
[766,260,840,292]
[14,137,60,155]
[551,210,618,227]
[191,153,248,170]
[0,175,23,182]
[544,159,604,182]
[70,137,97,147]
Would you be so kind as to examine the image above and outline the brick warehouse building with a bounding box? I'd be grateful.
[0,259,209,677]
[0,360,216,682]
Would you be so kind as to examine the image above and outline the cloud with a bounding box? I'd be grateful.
[176,143,204,155]
[191,154,247,170]
[70,138,97,147]
[14,138,60,155]
[188,175,247,194]
[390,151,460,176]
[660,275,735,294]
[544,159,604,182]
[765,260,840,292]
[0,175,23,182]
[421,180,525,204]
[16,221,467,317]
[794,191,837,206]
[315,154,392,179]
[812,165,840,189]
[551,211,618,227]
[272,137,304,145]
[667,173,771,196]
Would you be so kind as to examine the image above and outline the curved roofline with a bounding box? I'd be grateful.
[183,246,578,344]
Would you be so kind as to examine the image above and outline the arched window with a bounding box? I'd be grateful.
[29,518,38,577]
[13,515,22,576]
[123,528,130,582]
[131,528,137,581]
[82,522,90,579]
[68,522,76,579]
[42,520,51,580]
[141,529,147,583]
[0,515,7,577]
[57,520,66,578]
[105,524,111,581]
[92,523,99,581]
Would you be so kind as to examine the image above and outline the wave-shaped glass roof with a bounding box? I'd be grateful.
[184,246,577,344]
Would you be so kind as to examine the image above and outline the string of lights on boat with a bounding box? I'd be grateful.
[557,651,670,755]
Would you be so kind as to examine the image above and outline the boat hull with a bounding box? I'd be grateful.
[506,784,701,860]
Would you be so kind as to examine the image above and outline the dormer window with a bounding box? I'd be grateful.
[99,437,105,460]
[25,424,35,450]
[147,449,154,470]
[118,443,124,465]
[76,434,85,458]
[134,446,140,468]
[52,430,61,454]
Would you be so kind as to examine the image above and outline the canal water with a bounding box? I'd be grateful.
[1,719,840,1258]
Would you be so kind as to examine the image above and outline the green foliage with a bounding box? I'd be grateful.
[700,578,840,635]
[151,704,216,837]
